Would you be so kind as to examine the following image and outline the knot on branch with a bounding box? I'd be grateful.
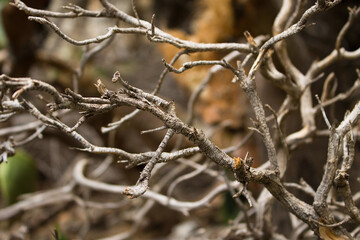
[233,153,254,181]
[0,138,15,164]
[124,183,148,199]
[334,170,349,188]
[47,103,57,112]
[188,127,204,142]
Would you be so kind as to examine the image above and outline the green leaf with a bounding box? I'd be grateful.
[0,0,9,6]
[220,192,240,223]
[0,149,37,205]
[53,226,69,240]
[0,0,9,48]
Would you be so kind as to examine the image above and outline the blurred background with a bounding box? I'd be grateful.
[0,0,359,239]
